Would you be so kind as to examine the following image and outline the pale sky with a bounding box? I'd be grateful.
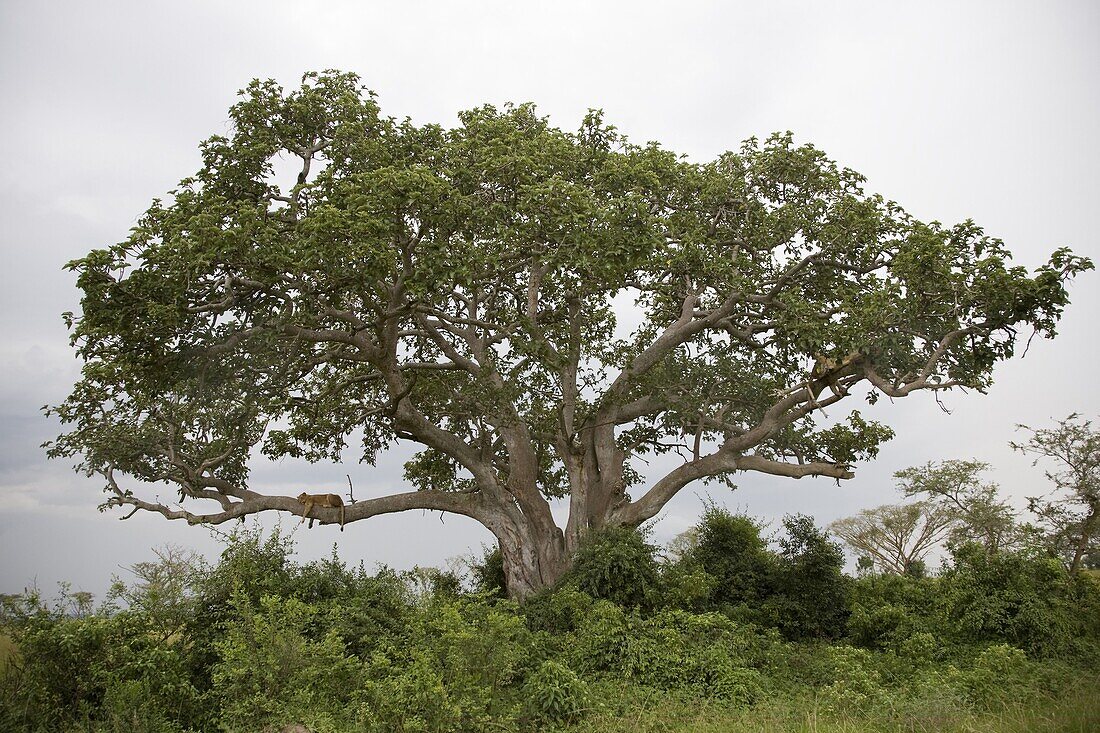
[1,1,1097,598]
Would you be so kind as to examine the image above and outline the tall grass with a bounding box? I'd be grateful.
[559,681,1100,733]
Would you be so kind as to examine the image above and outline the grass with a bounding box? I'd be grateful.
[553,682,1100,733]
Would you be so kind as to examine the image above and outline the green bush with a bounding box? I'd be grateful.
[317,566,414,659]
[212,594,361,730]
[5,519,1100,732]
[356,651,465,733]
[961,643,1031,708]
[523,586,596,634]
[571,600,631,673]
[571,605,769,703]
[816,645,886,713]
[470,545,508,598]
[414,599,530,701]
[568,526,661,609]
[687,507,774,612]
[764,514,850,641]
[2,609,205,731]
[354,598,533,731]
[846,572,937,651]
[659,561,716,612]
[522,660,590,725]
[938,543,1099,657]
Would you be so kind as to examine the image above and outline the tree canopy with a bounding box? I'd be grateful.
[48,71,1092,597]
[1012,415,1100,572]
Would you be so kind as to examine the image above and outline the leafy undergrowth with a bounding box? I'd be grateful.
[0,632,15,674]
[2,525,1098,732]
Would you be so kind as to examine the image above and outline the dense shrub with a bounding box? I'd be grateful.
[212,594,361,730]
[569,603,771,703]
[567,526,661,609]
[3,524,1100,732]
[522,660,590,725]
[1,608,204,731]
[522,586,596,634]
[764,514,850,640]
[938,543,1100,658]
[846,572,938,651]
[470,545,508,598]
[687,507,775,612]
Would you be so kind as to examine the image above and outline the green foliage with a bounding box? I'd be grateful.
[470,544,508,598]
[937,543,1100,658]
[1,607,204,731]
[896,459,1019,552]
[522,586,597,634]
[764,514,850,640]
[522,660,590,725]
[569,603,771,704]
[212,594,360,730]
[4,520,1100,732]
[568,526,661,609]
[571,600,631,673]
[357,598,531,732]
[816,645,887,713]
[846,573,938,651]
[686,506,774,612]
[659,561,716,613]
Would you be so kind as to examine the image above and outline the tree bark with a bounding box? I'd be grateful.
[494,517,568,600]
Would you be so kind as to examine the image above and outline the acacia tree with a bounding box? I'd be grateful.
[895,459,1019,552]
[829,502,955,575]
[47,72,1092,598]
[1012,415,1100,573]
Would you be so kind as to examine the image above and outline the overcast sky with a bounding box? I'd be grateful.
[1,1,1097,599]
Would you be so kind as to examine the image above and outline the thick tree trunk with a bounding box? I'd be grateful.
[493,459,633,600]
[495,518,570,601]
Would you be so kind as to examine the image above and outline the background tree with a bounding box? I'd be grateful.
[47,71,1092,598]
[1011,415,1100,573]
[895,459,1019,552]
[105,544,205,642]
[830,502,955,575]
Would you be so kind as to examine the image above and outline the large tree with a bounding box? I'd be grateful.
[48,72,1092,598]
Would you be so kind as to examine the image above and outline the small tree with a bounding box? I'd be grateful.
[1011,414,1100,573]
[768,514,849,639]
[895,459,1018,552]
[830,502,955,574]
[106,544,206,641]
[47,71,1092,598]
[688,506,775,608]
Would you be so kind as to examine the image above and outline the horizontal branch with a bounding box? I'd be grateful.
[610,449,854,527]
[102,469,491,527]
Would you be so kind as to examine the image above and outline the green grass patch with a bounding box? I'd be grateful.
[554,682,1100,733]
